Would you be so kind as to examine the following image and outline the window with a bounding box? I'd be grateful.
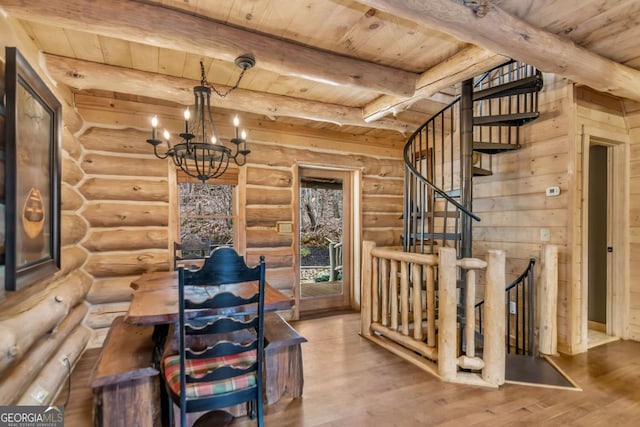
[178,182,235,251]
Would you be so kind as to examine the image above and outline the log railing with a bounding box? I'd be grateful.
[361,241,506,387]
[328,239,343,282]
[538,245,558,355]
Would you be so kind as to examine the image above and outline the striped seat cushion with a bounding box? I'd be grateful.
[163,350,257,398]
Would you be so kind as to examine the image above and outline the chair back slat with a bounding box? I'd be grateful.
[165,247,266,426]
[185,316,259,336]
[184,247,262,286]
[185,290,260,310]
[186,339,258,360]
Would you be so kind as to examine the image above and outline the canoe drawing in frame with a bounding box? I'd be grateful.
[4,46,61,291]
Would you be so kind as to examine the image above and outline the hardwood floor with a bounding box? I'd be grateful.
[63,313,640,426]
[54,347,97,426]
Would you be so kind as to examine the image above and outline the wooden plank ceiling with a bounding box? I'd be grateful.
[3,0,640,144]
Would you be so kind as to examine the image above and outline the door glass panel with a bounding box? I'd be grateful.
[300,176,343,299]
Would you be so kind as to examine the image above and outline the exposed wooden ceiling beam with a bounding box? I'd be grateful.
[364,46,508,121]
[357,0,640,102]
[1,0,417,97]
[73,95,405,157]
[44,54,412,134]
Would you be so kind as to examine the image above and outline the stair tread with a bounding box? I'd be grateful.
[473,142,520,154]
[473,166,492,176]
[473,74,543,101]
[406,210,461,219]
[434,188,461,198]
[473,112,539,126]
[407,232,461,240]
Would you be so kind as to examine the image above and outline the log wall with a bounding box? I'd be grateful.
[78,128,402,322]
[0,20,91,406]
[242,142,404,304]
[78,127,171,340]
[73,96,404,331]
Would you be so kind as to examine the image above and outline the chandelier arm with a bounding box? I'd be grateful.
[194,146,207,182]
[235,152,247,166]
[152,144,171,160]
[212,153,230,177]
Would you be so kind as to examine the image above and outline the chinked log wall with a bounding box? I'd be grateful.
[78,127,171,345]
[74,95,405,340]
[0,23,92,406]
[241,137,405,315]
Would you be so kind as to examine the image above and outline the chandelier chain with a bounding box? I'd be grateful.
[199,60,247,99]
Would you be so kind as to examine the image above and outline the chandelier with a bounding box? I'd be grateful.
[146,55,256,181]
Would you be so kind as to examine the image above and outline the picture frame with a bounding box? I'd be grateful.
[3,47,61,291]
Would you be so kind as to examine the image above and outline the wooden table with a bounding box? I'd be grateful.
[127,270,294,325]
[124,270,303,425]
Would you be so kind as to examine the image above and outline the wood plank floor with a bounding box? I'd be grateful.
[62,313,640,426]
[54,347,97,426]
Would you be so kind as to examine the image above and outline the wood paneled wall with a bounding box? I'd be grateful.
[0,20,91,405]
[570,87,630,352]
[623,99,640,341]
[473,76,637,354]
[472,74,574,352]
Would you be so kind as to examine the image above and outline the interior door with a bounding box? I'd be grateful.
[298,167,351,312]
[588,144,608,330]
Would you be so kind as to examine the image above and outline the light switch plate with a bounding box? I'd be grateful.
[276,221,292,233]
[540,228,550,242]
[546,186,560,197]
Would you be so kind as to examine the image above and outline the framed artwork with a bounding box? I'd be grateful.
[4,47,61,291]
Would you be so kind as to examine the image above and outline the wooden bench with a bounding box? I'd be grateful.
[90,316,160,427]
[263,312,308,404]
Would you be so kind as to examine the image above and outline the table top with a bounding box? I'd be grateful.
[127,270,294,325]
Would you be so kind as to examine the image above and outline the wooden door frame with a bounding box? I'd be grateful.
[580,133,629,346]
[295,164,357,313]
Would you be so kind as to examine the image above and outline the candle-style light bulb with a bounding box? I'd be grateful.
[241,129,247,140]
[163,129,172,148]
[233,115,240,139]
[151,116,158,140]
[210,136,217,144]
[184,108,190,134]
